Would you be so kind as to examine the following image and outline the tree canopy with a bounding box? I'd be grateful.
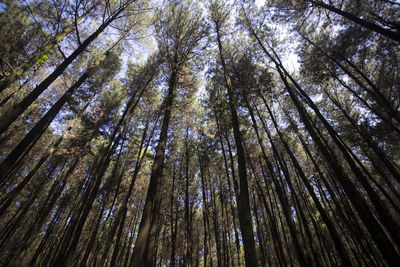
[0,0,399,266]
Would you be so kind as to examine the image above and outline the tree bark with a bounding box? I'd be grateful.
[0,7,124,135]
[131,66,178,267]
[309,0,400,42]
[214,20,258,267]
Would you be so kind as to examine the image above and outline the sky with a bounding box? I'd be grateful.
[49,0,301,132]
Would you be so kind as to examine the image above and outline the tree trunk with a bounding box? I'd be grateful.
[256,91,353,266]
[0,7,124,135]
[246,19,400,264]
[0,5,96,93]
[0,71,89,180]
[131,66,178,267]
[309,0,400,42]
[214,21,258,267]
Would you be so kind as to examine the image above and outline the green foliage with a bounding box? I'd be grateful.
[0,0,400,266]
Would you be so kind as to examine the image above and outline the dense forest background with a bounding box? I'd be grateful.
[0,0,399,266]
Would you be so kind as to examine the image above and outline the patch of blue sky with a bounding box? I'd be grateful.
[0,2,6,12]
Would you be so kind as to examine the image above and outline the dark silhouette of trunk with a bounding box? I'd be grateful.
[169,165,178,267]
[120,209,138,267]
[198,149,210,267]
[209,172,222,267]
[78,196,107,267]
[0,6,125,135]
[90,160,126,266]
[282,105,367,243]
[308,0,400,42]
[51,70,146,266]
[214,19,258,267]
[270,177,295,266]
[51,136,124,267]
[87,157,125,265]
[282,96,385,265]
[29,191,71,266]
[245,17,400,264]
[109,117,155,267]
[280,58,400,246]
[0,5,96,93]
[253,90,353,266]
[0,137,62,217]
[0,71,89,180]
[255,180,286,267]
[6,159,78,266]
[260,123,310,266]
[131,65,178,267]
[214,111,242,266]
[0,162,61,254]
[99,162,127,265]
[237,77,309,265]
[252,198,266,267]
[184,126,193,266]
[216,172,229,267]
[279,64,400,265]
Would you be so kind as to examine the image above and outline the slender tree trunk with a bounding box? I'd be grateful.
[0,71,89,180]
[131,65,178,267]
[184,126,193,266]
[0,5,96,93]
[252,198,266,267]
[276,64,400,265]
[7,160,75,265]
[209,172,222,267]
[0,139,59,217]
[214,111,242,267]
[109,118,154,267]
[29,192,70,266]
[214,21,258,267]
[254,91,353,266]
[51,84,140,266]
[0,7,125,135]
[198,150,210,267]
[309,0,400,42]
[245,19,400,264]
[240,87,309,265]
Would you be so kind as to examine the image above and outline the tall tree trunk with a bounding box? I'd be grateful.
[214,20,258,267]
[276,63,400,265]
[254,91,353,266]
[0,6,125,135]
[239,84,309,265]
[109,117,155,267]
[308,0,400,42]
[0,71,89,180]
[214,111,242,266]
[245,18,400,264]
[0,5,96,93]
[131,65,178,267]
[198,149,210,267]
[184,126,193,266]
[51,79,142,266]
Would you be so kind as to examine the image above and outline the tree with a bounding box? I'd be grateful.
[130,1,206,266]
[1,0,399,266]
[209,1,258,265]
[0,0,136,135]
